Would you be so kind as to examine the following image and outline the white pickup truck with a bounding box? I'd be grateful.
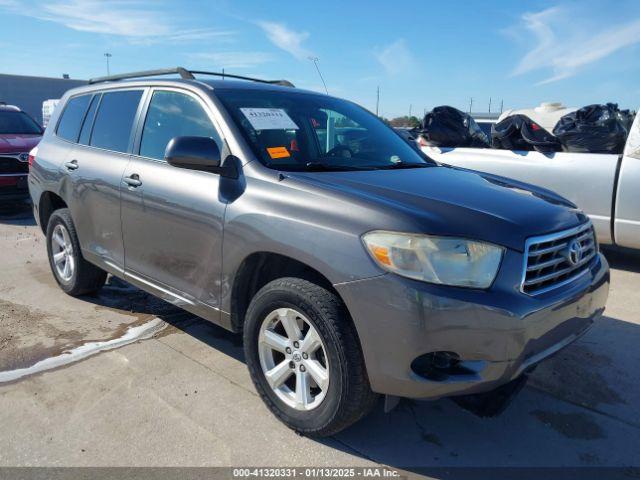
[421,109,640,249]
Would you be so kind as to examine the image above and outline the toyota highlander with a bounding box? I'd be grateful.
[28,68,609,436]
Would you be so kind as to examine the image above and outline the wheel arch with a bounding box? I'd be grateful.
[38,191,68,234]
[229,252,353,335]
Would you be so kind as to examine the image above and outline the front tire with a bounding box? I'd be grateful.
[243,277,379,436]
[46,208,107,296]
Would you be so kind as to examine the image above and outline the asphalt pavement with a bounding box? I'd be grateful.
[1,201,639,477]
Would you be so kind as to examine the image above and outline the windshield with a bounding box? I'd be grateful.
[216,89,434,171]
[0,111,42,135]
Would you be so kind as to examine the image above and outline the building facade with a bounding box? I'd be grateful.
[0,73,86,125]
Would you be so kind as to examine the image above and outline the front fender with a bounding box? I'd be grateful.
[219,175,387,314]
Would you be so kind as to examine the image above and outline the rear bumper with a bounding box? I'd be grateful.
[335,251,609,399]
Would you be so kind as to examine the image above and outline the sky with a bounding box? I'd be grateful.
[1,0,639,118]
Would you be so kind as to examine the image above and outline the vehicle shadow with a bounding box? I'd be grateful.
[601,246,640,274]
[173,311,640,473]
[83,278,640,472]
[0,200,36,226]
[156,310,640,472]
[80,275,245,363]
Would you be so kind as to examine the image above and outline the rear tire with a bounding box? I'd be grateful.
[46,208,107,296]
[243,277,379,436]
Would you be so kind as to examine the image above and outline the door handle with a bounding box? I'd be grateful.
[64,160,78,171]
[123,174,142,188]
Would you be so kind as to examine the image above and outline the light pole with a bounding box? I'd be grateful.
[308,56,328,95]
[104,53,112,75]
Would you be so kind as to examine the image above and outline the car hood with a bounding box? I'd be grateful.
[0,134,41,153]
[286,165,587,252]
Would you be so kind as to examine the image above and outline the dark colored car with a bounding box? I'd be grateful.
[29,68,609,436]
[0,104,43,200]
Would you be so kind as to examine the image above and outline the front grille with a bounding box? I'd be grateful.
[522,222,597,296]
[0,155,29,174]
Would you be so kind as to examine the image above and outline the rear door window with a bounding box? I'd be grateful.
[56,94,91,142]
[139,90,221,161]
[90,90,143,153]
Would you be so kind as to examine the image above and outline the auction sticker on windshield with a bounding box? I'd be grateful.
[240,108,299,130]
[266,146,291,159]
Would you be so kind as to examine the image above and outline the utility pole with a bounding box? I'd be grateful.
[376,86,380,116]
[488,97,492,113]
[469,97,473,114]
[409,104,412,118]
[104,53,112,75]
[500,99,504,113]
[308,57,328,94]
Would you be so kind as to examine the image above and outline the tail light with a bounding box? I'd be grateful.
[28,146,38,169]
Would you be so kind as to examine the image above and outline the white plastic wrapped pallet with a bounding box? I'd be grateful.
[498,102,576,132]
[42,99,60,128]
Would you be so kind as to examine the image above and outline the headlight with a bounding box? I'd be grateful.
[362,231,504,288]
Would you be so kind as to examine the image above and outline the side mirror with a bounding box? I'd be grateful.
[165,136,221,173]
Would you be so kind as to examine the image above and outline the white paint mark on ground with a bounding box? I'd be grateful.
[0,318,167,383]
[15,236,36,243]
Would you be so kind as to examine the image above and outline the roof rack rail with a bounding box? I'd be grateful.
[89,67,194,84]
[190,70,295,88]
[88,67,295,88]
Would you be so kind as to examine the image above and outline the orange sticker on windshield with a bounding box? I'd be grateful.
[267,146,290,159]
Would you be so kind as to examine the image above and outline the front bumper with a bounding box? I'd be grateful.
[335,250,609,399]
[0,174,29,200]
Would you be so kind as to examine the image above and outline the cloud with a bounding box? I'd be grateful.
[0,0,234,43]
[189,51,274,69]
[166,29,235,43]
[41,0,170,36]
[375,39,415,75]
[257,21,312,60]
[511,6,640,84]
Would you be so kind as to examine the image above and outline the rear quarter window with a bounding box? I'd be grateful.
[78,94,100,145]
[90,90,143,153]
[56,94,92,142]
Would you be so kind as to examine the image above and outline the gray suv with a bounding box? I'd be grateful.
[29,68,609,436]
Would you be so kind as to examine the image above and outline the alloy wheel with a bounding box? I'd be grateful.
[258,308,330,411]
[51,224,75,282]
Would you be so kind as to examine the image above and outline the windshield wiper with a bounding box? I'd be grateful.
[300,161,433,172]
[304,162,375,172]
[377,161,433,170]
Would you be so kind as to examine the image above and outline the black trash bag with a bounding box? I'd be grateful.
[614,107,635,134]
[491,115,561,153]
[604,103,635,133]
[419,106,489,148]
[553,104,628,154]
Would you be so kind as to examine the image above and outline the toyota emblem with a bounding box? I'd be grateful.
[566,240,582,265]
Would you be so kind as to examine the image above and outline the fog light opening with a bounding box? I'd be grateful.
[411,351,473,381]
